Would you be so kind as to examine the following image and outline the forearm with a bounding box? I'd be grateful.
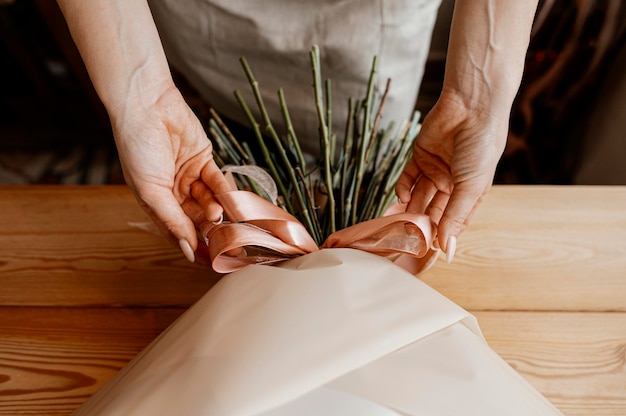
[443,0,538,118]
[56,0,173,119]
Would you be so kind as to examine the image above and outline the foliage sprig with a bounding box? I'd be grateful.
[210,46,421,245]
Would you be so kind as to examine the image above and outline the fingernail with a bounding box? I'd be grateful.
[212,213,224,225]
[446,235,456,264]
[179,239,195,263]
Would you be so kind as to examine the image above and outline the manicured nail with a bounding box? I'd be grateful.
[204,236,209,246]
[212,213,224,225]
[179,239,195,263]
[446,235,456,264]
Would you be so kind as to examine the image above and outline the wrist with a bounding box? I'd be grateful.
[104,71,176,123]
[57,0,174,121]
[431,87,510,156]
[441,47,524,120]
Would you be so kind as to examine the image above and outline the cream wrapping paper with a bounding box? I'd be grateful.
[73,249,562,415]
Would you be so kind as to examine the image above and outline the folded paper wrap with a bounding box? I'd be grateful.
[73,249,561,415]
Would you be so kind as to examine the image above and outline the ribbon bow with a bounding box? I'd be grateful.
[201,190,438,275]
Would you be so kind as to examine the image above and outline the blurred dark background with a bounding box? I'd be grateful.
[1,0,625,185]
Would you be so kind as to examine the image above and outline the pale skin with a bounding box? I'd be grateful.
[56,0,538,263]
[396,0,539,259]
[56,0,231,263]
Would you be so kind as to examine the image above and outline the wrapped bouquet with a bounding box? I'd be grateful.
[201,45,437,275]
[73,47,562,415]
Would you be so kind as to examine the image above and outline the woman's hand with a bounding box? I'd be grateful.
[396,89,508,261]
[111,84,231,263]
[57,0,231,262]
[397,0,539,261]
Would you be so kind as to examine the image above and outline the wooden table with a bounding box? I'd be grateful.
[1,185,625,415]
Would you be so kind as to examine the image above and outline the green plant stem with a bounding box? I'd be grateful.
[310,45,336,234]
[325,79,335,167]
[342,99,362,228]
[338,98,354,228]
[296,166,322,244]
[209,123,240,164]
[240,58,273,127]
[234,90,294,213]
[239,58,316,235]
[213,47,418,242]
[374,116,418,218]
[351,56,378,225]
[266,124,317,240]
[242,142,257,165]
[278,89,307,172]
[364,78,391,163]
[209,108,251,164]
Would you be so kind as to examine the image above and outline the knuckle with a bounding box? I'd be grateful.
[440,214,468,231]
[425,204,444,218]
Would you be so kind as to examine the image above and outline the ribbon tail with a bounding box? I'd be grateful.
[321,212,438,275]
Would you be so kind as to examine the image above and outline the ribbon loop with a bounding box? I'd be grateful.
[203,190,437,274]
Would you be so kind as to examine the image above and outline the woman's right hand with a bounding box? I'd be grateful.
[57,0,231,262]
[110,82,231,263]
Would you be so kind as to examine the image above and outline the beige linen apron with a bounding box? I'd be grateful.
[148,0,441,156]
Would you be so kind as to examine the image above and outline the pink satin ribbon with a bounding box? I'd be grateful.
[201,190,438,275]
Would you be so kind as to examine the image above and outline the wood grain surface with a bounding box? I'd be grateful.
[421,186,626,312]
[1,185,625,415]
[0,186,221,307]
[0,307,183,415]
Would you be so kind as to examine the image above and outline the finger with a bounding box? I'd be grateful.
[201,161,232,195]
[412,142,454,195]
[174,148,228,201]
[423,190,450,250]
[180,201,215,267]
[425,190,450,225]
[395,158,420,203]
[190,180,223,223]
[437,182,487,253]
[406,175,438,214]
[185,194,245,260]
[181,197,208,228]
[139,187,199,263]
